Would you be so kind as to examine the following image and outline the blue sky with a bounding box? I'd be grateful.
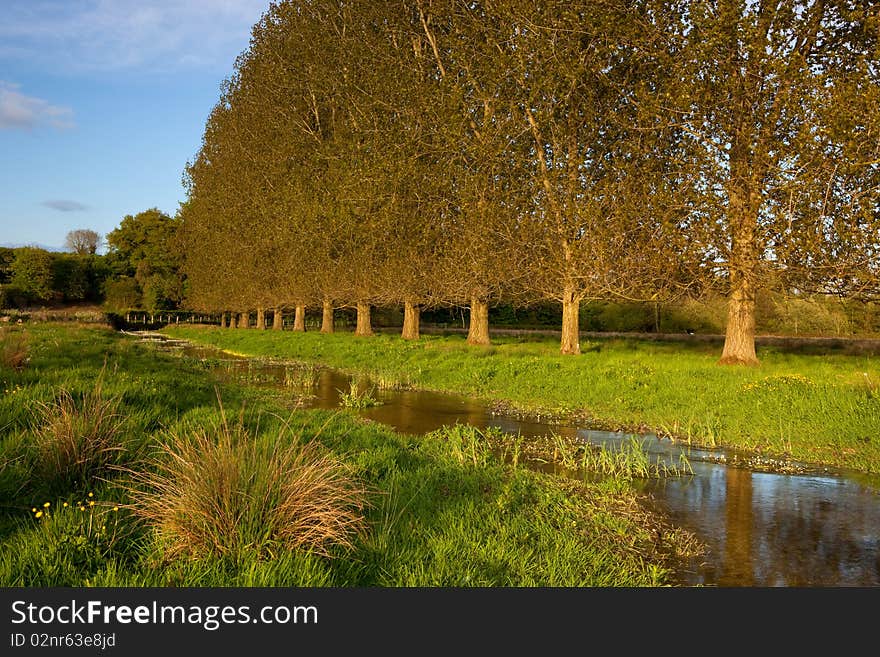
[0,0,269,252]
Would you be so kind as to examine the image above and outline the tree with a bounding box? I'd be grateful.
[652,0,880,364]
[414,0,527,346]
[64,229,101,255]
[493,0,697,354]
[105,208,185,311]
[11,247,54,303]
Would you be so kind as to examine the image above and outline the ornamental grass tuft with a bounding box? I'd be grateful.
[126,405,368,561]
[32,378,127,493]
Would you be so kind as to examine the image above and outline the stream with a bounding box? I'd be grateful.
[136,331,880,587]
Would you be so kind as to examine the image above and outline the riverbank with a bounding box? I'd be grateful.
[163,325,880,474]
[0,324,701,586]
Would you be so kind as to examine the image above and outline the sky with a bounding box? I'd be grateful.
[0,0,270,252]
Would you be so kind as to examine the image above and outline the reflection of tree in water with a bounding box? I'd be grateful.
[722,468,754,586]
[751,476,880,586]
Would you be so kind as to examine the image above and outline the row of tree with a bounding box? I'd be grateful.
[180,0,880,364]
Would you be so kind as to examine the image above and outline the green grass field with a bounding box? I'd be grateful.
[0,324,699,586]
[163,325,880,473]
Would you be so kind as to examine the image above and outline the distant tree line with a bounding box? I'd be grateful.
[0,208,185,313]
[180,0,880,364]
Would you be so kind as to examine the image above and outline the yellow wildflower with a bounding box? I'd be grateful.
[35,511,43,519]
[88,492,94,498]
[88,501,95,507]
[43,502,50,508]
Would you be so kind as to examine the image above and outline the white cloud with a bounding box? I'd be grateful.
[0,81,74,130]
[0,0,270,74]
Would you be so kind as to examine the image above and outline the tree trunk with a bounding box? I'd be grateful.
[467,296,490,346]
[219,312,227,329]
[401,300,420,340]
[355,302,373,337]
[273,308,283,330]
[719,278,758,365]
[229,313,237,329]
[255,307,265,330]
[560,287,580,355]
[320,300,334,333]
[238,312,249,329]
[293,304,306,332]
[719,175,760,366]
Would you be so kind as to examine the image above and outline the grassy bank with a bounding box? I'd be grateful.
[163,326,880,474]
[0,324,699,586]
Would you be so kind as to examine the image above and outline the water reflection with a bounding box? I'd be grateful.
[643,467,880,586]
[155,336,880,586]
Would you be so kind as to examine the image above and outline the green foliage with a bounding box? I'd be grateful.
[0,247,15,285]
[105,208,180,276]
[105,208,184,311]
[140,272,183,312]
[11,247,54,303]
[338,377,381,409]
[102,276,141,311]
[0,284,29,310]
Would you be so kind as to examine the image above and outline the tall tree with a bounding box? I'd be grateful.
[497,0,697,354]
[654,0,880,364]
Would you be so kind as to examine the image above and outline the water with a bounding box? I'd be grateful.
[140,332,880,586]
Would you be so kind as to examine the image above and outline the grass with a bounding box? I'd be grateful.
[0,326,29,371]
[31,375,128,495]
[0,324,701,586]
[163,326,880,473]
[125,403,368,561]
[283,363,319,390]
[338,376,381,409]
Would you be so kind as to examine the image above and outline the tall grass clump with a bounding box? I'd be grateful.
[338,377,380,409]
[425,424,496,467]
[579,436,694,479]
[31,379,127,493]
[0,327,29,370]
[283,364,319,390]
[127,409,368,561]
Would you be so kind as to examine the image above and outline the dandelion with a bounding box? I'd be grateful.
[31,507,36,513]
[88,501,95,507]
[79,506,85,511]
[63,502,69,508]
[88,492,93,498]
[35,511,43,519]
[43,502,50,508]
[112,507,119,512]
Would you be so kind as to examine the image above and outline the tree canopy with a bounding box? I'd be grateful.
[179,0,880,362]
